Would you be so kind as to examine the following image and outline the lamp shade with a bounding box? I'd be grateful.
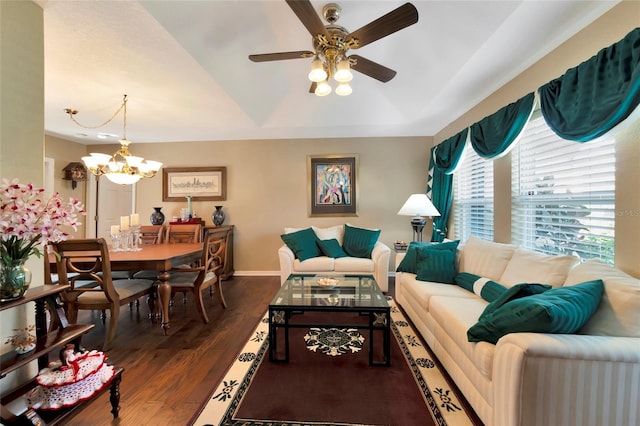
[397,194,440,217]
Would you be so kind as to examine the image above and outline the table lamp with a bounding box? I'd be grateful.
[397,194,441,241]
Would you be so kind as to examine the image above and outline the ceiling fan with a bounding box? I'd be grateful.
[249,1,419,96]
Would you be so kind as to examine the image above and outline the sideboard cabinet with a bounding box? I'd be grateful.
[0,285,123,424]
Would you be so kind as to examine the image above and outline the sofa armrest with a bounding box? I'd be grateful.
[371,241,391,292]
[493,333,640,426]
[278,244,295,285]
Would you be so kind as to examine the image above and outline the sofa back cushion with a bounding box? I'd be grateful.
[499,248,580,288]
[458,236,516,281]
[564,259,640,337]
[312,225,345,245]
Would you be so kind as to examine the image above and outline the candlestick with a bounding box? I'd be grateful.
[130,213,139,226]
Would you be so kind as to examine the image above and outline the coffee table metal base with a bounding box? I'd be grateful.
[269,306,391,366]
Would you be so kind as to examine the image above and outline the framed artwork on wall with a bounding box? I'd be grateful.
[162,167,227,201]
[308,154,358,217]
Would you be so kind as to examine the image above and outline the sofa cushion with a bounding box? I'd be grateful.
[281,228,322,261]
[499,248,580,288]
[293,256,334,272]
[342,224,380,258]
[458,236,516,281]
[416,247,457,284]
[399,273,478,312]
[396,240,460,274]
[334,257,374,273]
[317,238,348,258]
[429,296,495,379]
[564,259,640,337]
[312,225,345,245]
[468,279,604,344]
[454,273,508,302]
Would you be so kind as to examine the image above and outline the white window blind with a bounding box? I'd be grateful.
[454,143,494,242]
[511,110,615,263]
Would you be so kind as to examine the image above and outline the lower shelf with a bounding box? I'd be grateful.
[0,366,123,425]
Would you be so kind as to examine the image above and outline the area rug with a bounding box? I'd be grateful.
[191,298,474,426]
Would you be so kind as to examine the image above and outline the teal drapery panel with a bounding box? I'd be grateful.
[427,147,454,242]
[470,92,535,158]
[433,128,468,174]
[539,27,640,142]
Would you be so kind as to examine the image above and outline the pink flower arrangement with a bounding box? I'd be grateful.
[0,178,85,263]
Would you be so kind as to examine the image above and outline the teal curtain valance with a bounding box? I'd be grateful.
[470,92,535,158]
[434,128,468,174]
[539,27,640,142]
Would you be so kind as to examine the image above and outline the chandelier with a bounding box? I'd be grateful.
[65,95,162,185]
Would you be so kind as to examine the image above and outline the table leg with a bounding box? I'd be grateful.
[157,270,171,335]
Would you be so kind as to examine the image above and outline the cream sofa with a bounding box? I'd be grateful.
[278,224,391,291]
[396,236,640,426]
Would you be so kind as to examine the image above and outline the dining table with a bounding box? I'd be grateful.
[50,242,203,335]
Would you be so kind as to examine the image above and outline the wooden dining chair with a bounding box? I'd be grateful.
[138,225,164,245]
[165,231,227,323]
[164,224,202,244]
[51,238,156,350]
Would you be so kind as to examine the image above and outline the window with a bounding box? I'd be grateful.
[453,143,494,242]
[511,110,615,263]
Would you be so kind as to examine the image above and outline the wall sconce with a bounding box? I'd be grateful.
[62,162,87,190]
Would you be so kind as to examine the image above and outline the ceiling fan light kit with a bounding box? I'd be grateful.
[66,95,163,185]
[249,1,418,97]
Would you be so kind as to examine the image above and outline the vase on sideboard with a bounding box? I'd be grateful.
[150,207,165,225]
[212,206,225,226]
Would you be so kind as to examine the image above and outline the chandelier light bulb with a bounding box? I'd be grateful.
[308,57,328,82]
[315,80,332,96]
[335,82,352,96]
[334,60,353,83]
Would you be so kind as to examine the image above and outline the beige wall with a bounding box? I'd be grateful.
[84,136,432,273]
[0,0,44,392]
[434,1,640,277]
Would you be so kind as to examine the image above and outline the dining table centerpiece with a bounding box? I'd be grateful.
[0,178,85,302]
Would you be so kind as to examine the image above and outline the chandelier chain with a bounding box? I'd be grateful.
[66,95,127,130]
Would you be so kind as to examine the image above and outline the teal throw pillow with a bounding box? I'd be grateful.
[396,240,460,274]
[467,279,604,344]
[342,224,380,258]
[454,272,508,302]
[415,247,457,284]
[478,282,552,320]
[317,238,348,258]
[281,228,321,261]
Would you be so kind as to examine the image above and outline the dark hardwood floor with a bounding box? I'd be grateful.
[66,275,282,425]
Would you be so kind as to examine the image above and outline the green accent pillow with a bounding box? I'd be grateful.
[317,238,348,258]
[397,240,460,274]
[454,272,508,302]
[478,282,552,320]
[342,224,380,258]
[468,279,604,344]
[280,228,321,261]
[415,247,457,284]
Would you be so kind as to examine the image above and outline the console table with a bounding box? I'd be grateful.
[0,285,123,424]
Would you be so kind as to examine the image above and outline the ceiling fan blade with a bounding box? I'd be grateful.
[249,51,315,62]
[286,0,329,38]
[309,82,317,94]
[350,55,397,82]
[347,3,418,49]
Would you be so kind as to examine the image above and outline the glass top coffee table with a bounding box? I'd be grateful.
[269,274,390,366]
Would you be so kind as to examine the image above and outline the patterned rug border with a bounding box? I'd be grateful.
[191,297,473,426]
